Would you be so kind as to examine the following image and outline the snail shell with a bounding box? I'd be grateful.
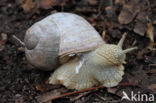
[24,12,104,70]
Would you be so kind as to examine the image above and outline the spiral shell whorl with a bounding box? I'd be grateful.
[24,18,60,70]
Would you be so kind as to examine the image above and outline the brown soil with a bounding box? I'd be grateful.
[0,0,155,103]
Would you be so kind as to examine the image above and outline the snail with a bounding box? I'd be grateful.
[23,12,137,90]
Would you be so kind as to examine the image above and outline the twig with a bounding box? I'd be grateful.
[149,64,156,66]
[119,82,135,86]
[70,91,91,102]
[12,35,25,47]
[42,82,134,102]
[102,31,106,40]
[42,86,104,102]
[144,3,156,11]
[96,0,103,17]
[96,0,114,18]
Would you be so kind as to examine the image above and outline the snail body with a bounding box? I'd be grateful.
[49,40,136,90]
[49,44,125,90]
[24,12,137,90]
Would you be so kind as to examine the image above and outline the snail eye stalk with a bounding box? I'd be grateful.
[116,32,138,59]
[116,47,138,59]
[117,32,127,48]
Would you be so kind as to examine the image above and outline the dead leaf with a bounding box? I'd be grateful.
[148,84,156,91]
[115,0,125,5]
[102,30,106,40]
[148,42,156,50]
[15,94,25,103]
[57,0,67,6]
[154,20,156,24]
[107,87,118,95]
[136,11,148,22]
[39,0,67,9]
[118,0,146,24]
[21,0,36,12]
[146,23,154,42]
[128,69,149,89]
[16,0,25,4]
[126,73,139,86]
[134,21,146,36]
[0,33,7,51]
[146,23,155,49]
[88,0,98,5]
[35,84,46,92]
[18,47,25,52]
[133,11,148,36]
[39,0,56,9]
[118,5,135,24]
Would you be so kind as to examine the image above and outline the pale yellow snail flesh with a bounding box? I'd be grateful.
[49,33,137,90]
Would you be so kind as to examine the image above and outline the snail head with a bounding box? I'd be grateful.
[97,32,137,66]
